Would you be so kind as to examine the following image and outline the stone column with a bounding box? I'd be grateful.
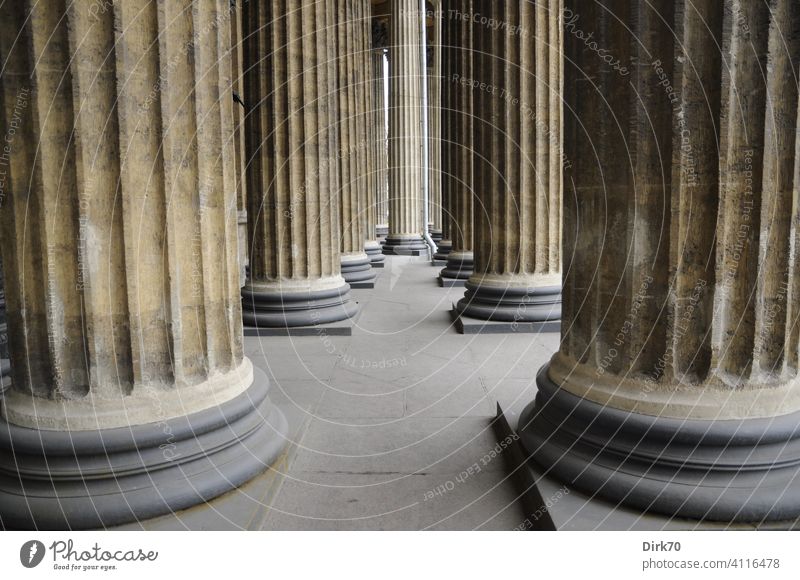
[520,0,800,522]
[230,0,249,288]
[0,260,8,395]
[242,0,359,327]
[0,0,287,529]
[383,0,428,255]
[455,0,562,322]
[439,0,474,282]
[364,16,386,266]
[335,0,377,285]
[373,22,390,240]
[427,4,444,245]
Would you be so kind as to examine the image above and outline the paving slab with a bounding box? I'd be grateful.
[122,257,538,530]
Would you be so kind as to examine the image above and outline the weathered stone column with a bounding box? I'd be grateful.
[383,0,429,255]
[373,22,390,240]
[358,1,383,268]
[365,21,386,266]
[335,0,377,286]
[230,0,249,288]
[439,0,474,283]
[520,0,800,522]
[427,3,444,245]
[0,0,287,529]
[455,0,562,322]
[432,1,452,262]
[242,0,359,327]
[0,261,8,394]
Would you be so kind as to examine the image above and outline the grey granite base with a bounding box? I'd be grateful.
[382,235,429,256]
[492,406,800,531]
[451,306,560,335]
[244,316,355,337]
[0,368,288,530]
[242,283,359,328]
[387,248,428,257]
[438,276,466,288]
[456,282,561,323]
[518,366,800,523]
[351,269,381,289]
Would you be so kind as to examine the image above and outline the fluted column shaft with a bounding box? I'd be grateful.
[373,23,390,237]
[456,0,562,322]
[0,0,286,529]
[521,0,800,523]
[335,0,377,283]
[439,0,475,279]
[364,15,385,265]
[0,260,8,394]
[368,47,389,250]
[231,0,249,288]
[242,0,358,326]
[356,0,378,262]
[384,0,428,255]
[427,3,443,242]
[1,0,245,425]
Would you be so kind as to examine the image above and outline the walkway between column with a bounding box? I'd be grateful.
[117,256,556,530]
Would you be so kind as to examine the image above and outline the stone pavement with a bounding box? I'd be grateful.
[117,256,559,530]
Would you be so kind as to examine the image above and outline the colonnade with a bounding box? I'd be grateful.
[1,0,799,528]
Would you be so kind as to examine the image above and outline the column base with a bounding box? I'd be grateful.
[242,282,359,327]
[450,304,560,334]
[440,251,473,281]
[364,241,386,266]
[434,239,452,261]
[382,234,429,256]
[456,281,561,322]
[0,367,288,530]
[518,364,800,523]
[376,224,389,240]
[429,228,443,244]
[438,277,466,288]
[341,253,377,286]
[491,406,780,530]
